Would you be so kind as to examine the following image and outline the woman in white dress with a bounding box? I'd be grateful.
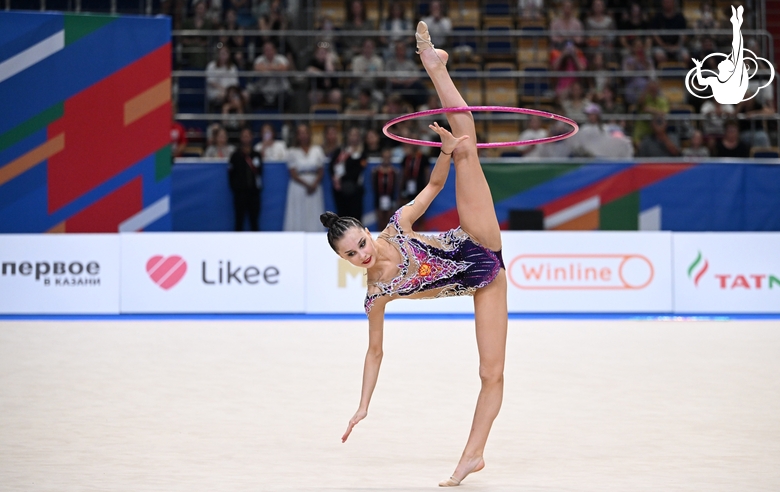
[284,124,326,232]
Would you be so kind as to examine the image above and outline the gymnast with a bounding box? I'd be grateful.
[320,21,508,487]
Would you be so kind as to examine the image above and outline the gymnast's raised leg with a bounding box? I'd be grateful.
[416,21,509,487]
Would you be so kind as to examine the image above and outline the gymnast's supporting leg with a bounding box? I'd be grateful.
[417,22,509,487]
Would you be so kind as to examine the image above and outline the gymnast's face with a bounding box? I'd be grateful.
[337,227,377,268]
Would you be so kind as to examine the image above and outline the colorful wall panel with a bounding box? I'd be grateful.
[0,11,171,233]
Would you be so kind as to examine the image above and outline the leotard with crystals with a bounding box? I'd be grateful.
[364,207,505,314]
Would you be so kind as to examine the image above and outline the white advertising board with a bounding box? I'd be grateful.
[673,233,780,313]
[120,233,305,313]
[0,234,120,314]
[503,231,673,312]
[304,233,475,314]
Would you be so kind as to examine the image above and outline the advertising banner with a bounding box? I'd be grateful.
[503,232,673,312]
[673,233,780,313]
[121,233,305,313]
[0,234,120,313]
[304,233,475,314]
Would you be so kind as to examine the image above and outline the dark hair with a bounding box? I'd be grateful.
[320,212,364,252]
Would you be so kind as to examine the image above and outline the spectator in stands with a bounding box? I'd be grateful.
[285,123,326,231]
[204,0,223,25]
[593,85,626,127]
[380,2,412,54]
[225,0,255,27]
[342,0,375,63]
[735,84,774,148]
[701,99,735,150]
[550,39,588,96]
[250,41,292,110]
[560,81,592,124]
[714,119,750,158]
[518,115,549,158]
[518,0,544,20]
[322,124,342,160]
[221,85,246,130]
[421,0,452,49]
[257,0,289,47]
[622,37,655,106]
[585,0,615,54]
[307,41,343,106]
[550,0,584,50]
[350,38,384,100]
[618,2,650,57]
[589,51,614,96]
[632,79,669,145]
[222,8,239,30]
[399,141,430,208]
[386,41,428,108]
[228,127,263,231]
[637,115,681,157]
[205,125,236,158]
[253,123,288,161]
[682,130,710,157]
[364,128,384,159]
[181,0,214,69]
[694,0,719,32]
[206,44,241,110]
[170,114,188,159]
[650,0,689,64]
[372,147,401,228]
[330,126,368,221]
[537,121,577,158]
[346,88,380,116]
[575,103,634,158]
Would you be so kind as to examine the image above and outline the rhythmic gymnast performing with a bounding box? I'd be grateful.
[320,22,575,487]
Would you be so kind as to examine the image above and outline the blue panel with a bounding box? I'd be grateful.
[0,128,48,169]
[0,157,47,211]
[0,15,170,134]
[743,164,780,231]
[0,12,63,64]
[0,183,51,232]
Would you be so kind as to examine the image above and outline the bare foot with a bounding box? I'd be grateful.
[439,456,484,486]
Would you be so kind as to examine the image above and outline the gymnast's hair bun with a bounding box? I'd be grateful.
[320,211,340,229]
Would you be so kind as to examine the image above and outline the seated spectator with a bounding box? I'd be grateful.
[632,79,669,145]
[682,130,710,158]
[345,88,380,116]
[585,0,615,54]
[518,115,549,158]
[735,84,774,148]
[618,2,650,56]
[550,38,588,97]
[373,147,401,228]
[622,37,655,106]
[382,92,413,117]
[341,0,375,63]
[701,100,735,149]
[715,119,750,158]
[225,0,255,27]
[592,85,627,127]
[307,41,343,106]
[380,2,412,54]
[350,38,384,100]
[589,51,615,95]
[204,125,236,158]
[364,128,384,159]
[204,0,223,25]
[250,41,292,110]
[537,121,577,158]
[222,8,239,31]
[518,0,545,20]
[559,81,592,124]
[171,114,188,159]
[550,0,584,50]
[637,115,681,157]
[253,123,288,161]
[421,0,452,49]
[574,103,634,158]
[650,0,689,64]
[386,41,428,108]
[206,44,240,110]
[257,0,289,47]
[221,85,247,130]
[181,0,214,69]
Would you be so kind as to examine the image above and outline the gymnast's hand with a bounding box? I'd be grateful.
[342,408,367,443]
[429,122,469,154]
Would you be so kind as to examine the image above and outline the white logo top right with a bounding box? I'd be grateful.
[685,5,775,104]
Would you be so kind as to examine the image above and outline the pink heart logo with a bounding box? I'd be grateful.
[146,255,187,290]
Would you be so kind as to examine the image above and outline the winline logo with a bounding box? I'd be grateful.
[687,251,780,289]
[508,254,654,290]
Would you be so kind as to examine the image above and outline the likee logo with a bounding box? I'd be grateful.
[508,254,654,290]
[687,251,709,287]
[146,255,187,290]
[685,5,775,104]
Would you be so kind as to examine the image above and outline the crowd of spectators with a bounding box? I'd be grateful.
[169,0,776,229]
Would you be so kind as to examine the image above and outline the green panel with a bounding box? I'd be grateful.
[155,146,172,181]
[0,103,63,153]
[64,13,117,46]
[599,191,639,230]
[482,163,580,203]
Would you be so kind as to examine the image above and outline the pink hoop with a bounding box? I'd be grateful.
[382,106,579,148]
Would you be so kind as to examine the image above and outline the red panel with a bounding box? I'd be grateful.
[541,164,693,217]
[425,208,460,232]
[65,177,142,232]
[47,44,171,213]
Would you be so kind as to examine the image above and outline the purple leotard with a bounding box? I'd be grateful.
[365,208,505,314]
